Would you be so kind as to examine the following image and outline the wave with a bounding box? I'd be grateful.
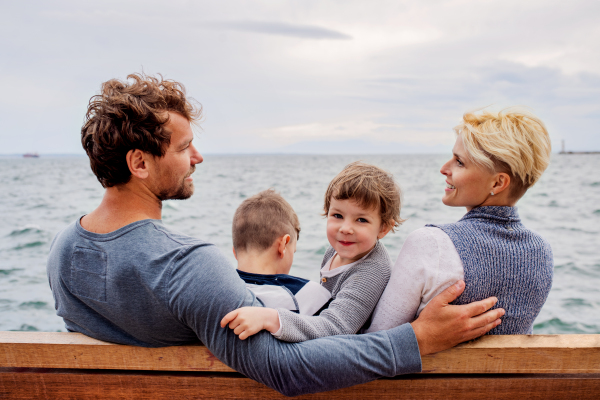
[8,225,43,237]
[12,241,45,250]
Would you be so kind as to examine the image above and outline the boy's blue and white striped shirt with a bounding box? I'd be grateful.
[237,270,332,316]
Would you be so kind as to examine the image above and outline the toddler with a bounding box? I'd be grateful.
[221,162,403,341]
[232,189,331,318]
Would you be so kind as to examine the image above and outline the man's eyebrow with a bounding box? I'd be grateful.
[176,138,193,149]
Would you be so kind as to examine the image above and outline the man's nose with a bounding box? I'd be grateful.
[191,144,203,165]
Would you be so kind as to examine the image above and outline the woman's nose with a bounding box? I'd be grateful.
[440,159,451,176]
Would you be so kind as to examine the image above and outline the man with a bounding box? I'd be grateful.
[47,73,504,397]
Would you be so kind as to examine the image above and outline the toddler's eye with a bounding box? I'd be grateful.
[332,213,343,219]
[358,218,368,223]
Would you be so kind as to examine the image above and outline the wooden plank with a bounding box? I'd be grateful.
[1,369,600,399]
[0,332,233,372]
[422,334,600,374]
[1,332,600,374]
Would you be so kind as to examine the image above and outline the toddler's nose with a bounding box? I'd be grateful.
[340,222,353,234]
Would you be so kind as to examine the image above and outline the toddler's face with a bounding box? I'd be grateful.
[326,198,389,266]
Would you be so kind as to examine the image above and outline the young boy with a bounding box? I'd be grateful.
[232,189,332,319]
[221,162,403,341]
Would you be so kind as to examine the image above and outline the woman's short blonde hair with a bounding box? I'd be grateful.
[455,107,551,198]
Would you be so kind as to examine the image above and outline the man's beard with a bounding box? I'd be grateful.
[158,181,194,201]
[157,168,195,201]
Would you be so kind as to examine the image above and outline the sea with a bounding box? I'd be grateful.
[1,154,599,334]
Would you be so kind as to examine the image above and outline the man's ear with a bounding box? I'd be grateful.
[277,234,291,259]
[377,221,393,240]
[126,149,150,179]
[491,172,511,195]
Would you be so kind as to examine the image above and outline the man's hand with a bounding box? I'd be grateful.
[220,307,281,340]
[410,280,505,356]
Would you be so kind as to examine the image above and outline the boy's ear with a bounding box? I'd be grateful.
[377,221,393,240]
[277,234,291,259]
[232,246,237,260]
[126,149,150,180]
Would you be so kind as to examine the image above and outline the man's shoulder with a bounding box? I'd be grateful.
[50,218,220,267]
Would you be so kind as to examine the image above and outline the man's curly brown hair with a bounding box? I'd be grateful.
[81,73,202,188]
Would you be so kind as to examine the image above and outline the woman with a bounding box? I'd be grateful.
[367,108,553,335]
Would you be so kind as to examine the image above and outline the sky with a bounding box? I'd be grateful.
[1,0,599,154]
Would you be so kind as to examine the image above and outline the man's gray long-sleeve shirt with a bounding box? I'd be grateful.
[47,219,421,396]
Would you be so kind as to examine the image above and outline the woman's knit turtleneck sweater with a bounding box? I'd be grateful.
[428,206,553,334]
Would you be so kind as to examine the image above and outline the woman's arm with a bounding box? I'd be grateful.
[367,227,464,332]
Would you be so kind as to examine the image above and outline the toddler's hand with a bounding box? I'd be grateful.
[220,307,280,340]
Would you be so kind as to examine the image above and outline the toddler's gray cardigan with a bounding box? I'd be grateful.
[275,240,391,342]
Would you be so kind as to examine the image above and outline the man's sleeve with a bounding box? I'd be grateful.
[167,244,422,397]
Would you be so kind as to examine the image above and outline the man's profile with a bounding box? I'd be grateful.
[47,73,504,396]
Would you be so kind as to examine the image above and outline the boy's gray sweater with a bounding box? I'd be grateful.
[276,240,392,342]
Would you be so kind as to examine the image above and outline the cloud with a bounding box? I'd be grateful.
[259,119,454,147]
[204,20,352,40]
[1,0,599,154]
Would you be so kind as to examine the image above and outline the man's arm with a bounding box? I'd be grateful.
[412,280,503,355]
[171,245,502,396]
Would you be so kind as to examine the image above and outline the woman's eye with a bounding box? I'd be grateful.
[456,158,463,167]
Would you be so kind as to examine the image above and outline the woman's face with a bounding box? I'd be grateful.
[440,135,497,211]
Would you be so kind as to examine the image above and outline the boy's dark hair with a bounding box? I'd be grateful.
[233,189,301,253]
[81,73,202,188]
[324,161,404,231]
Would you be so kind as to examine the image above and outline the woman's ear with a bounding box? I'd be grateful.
[126,149,149,179]
[377,221,393,240]
[491,172,511,195]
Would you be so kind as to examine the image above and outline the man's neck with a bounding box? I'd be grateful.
[81,183,162,234]
[236,251,285,276]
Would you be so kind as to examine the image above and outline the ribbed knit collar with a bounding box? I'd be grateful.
[460,206,521,224]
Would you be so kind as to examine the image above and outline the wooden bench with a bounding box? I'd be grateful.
[1,332,599,399]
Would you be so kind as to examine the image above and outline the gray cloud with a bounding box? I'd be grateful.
[204,20,352,40]
[0,0,599,154]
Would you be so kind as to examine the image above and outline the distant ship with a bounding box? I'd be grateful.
[23,153,39,158]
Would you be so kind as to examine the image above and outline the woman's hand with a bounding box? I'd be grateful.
[220,307,281,340]
[410,280,505,355]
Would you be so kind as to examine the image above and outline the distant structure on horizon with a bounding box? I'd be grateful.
[559,140,600,155]
[23,153,39,158]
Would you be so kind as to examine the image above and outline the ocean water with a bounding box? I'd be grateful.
[1,154,599,334]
